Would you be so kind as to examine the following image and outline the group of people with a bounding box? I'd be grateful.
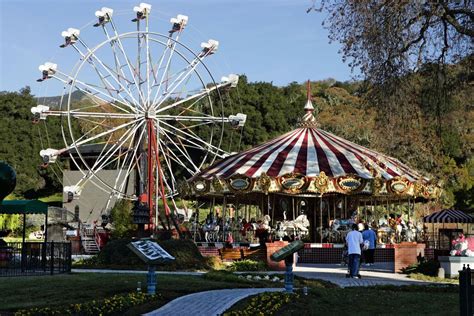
[345,222,377,278]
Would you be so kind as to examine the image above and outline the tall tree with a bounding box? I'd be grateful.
[310,0,473,84]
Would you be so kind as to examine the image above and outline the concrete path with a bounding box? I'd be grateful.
[73,264,451,315]
[293,263,445,287]
[144,288,284,316]
[72,269,204,276]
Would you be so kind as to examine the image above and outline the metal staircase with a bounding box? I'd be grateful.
[80,224,100,254]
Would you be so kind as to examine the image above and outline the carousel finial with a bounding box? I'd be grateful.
[298,80,317,127]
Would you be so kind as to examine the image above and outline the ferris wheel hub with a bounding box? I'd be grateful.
[145,108,156,119]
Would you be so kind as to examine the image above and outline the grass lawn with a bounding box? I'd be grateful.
[227,284,459,316]
[0,271,282,314]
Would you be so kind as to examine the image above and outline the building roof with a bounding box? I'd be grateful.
[0,200,48,215]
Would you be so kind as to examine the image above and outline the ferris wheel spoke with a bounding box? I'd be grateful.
[109,19,147,109]
[87,122,142,175]
[117,125,147,193]
[51,72,132,113]
[70,42,136,110]
[101,27,135,102]
[152,55,204,109]
[154,83,219,114]
[70,118,140,149]
[41,109,137,120]
[157,137,197,176]
[157,140,178,193]
[157,127,201,174]
[76,122,143,193]
[159,121,226,158]
[144,18,152,108]
[148,37,172,95]
[153,42,218,109]
[151,38,181,107]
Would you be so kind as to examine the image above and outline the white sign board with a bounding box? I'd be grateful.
[128,239,175,264]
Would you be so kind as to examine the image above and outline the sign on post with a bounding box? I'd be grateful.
[127,239,175,295]
[128,239,175,264]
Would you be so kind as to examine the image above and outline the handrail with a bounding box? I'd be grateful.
[94,226,102,250]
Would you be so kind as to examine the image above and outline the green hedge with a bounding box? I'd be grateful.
[76,238,211,271]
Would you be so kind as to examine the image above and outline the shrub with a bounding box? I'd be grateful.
[79,238,211,270]
[224,292,298,316]
[401,259,440,277]
[227,259,267,272]
[14,292,158,316]
[203,270,253,283]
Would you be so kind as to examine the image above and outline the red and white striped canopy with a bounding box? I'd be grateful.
[194,99,426,183]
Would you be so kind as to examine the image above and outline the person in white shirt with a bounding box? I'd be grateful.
[346,223,363,278]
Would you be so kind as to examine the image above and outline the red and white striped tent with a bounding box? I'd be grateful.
[194,118,424,183]
[184,83,440,200]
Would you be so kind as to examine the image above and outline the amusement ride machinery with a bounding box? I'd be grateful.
[32,3,246,235]
[182,81,442,244]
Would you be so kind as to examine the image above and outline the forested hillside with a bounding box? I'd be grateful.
[0,58,472,210]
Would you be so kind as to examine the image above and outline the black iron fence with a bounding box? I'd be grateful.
[0,242,71,277]
[459,265,474,316]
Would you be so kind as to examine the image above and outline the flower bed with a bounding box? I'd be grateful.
[237,274,283,283]
[14,292,159,316]
[223,291,299,316]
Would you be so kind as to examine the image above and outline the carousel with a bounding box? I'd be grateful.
[180,82,441,265]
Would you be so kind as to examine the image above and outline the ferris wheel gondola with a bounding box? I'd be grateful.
[34,4,246,229]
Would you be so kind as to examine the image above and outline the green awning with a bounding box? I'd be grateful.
[0,200,48,215]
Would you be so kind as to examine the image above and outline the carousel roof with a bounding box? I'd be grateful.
[194,121,424,182]
[184,81,440,199]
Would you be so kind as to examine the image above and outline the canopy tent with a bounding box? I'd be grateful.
[181,81,441,243]
[0,200,49,242]
[423,209,473,223]
[0,200,48,214]
[183,84,440,201]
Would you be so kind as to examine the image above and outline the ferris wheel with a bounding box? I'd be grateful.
[32,4,246,227]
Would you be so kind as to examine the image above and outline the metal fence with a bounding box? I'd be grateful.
[422,233,473,250]
[459,265,474,316]
[0,242,71,277]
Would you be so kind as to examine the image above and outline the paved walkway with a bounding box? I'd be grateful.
[74,264,450,315]
[71,269,204,276]
[292,263,438,287]
[144,288,284,316]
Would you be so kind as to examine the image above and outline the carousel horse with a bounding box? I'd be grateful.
[315,226,331,241]
[175,208,194,222]
[274,221,287,241]
[377,226,394,244]
[203,218,220,242]
[280,213,310,238]
[415,222,424,242]
[404,221,417,242]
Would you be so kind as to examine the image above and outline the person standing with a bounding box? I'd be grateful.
[346,223,363,278]
[362,223,377,266]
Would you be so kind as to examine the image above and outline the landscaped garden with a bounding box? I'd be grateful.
[225,285,459,316]
[1,272,458,315]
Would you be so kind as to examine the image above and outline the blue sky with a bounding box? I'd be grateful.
[0,0,353,97]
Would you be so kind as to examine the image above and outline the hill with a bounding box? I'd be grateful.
[0,61,472,210]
